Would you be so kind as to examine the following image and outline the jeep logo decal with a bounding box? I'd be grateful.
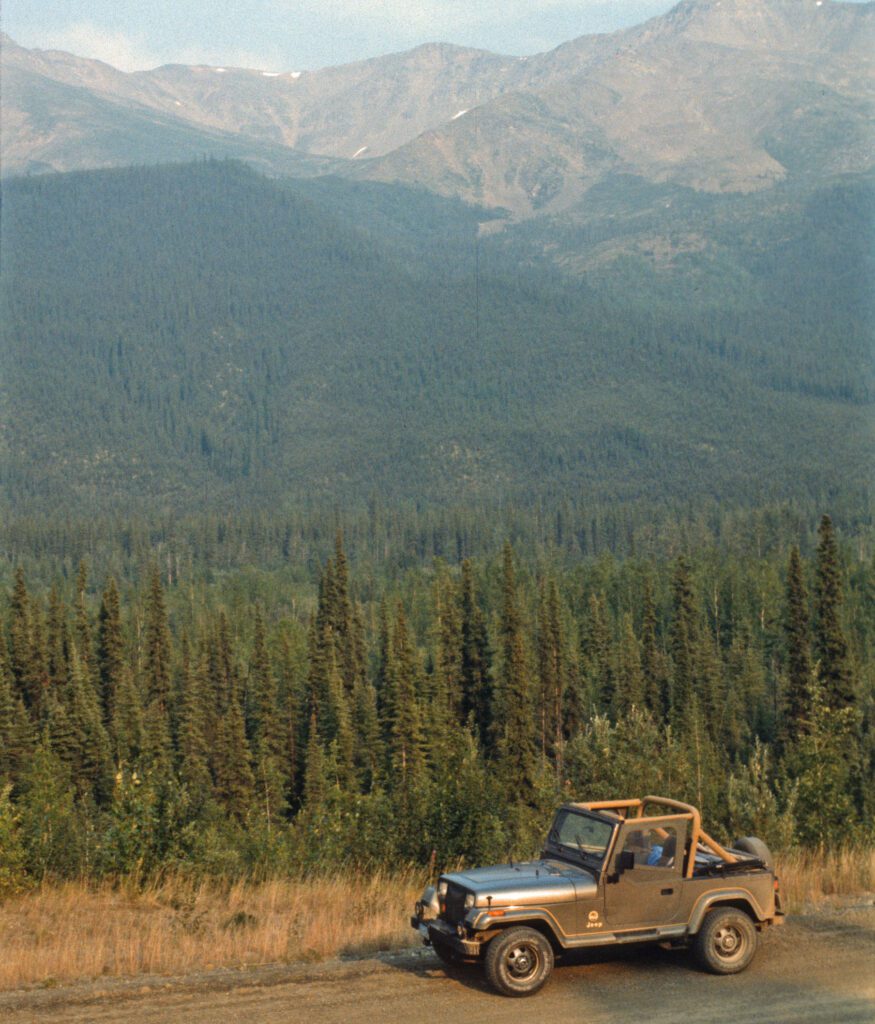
[588,910,599,921]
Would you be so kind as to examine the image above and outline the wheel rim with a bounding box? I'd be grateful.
[712,923,746,964]
[506,942,540,981]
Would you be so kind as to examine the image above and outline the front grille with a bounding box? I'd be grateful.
[441,882,468,924]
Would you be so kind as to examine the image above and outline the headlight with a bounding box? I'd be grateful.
[464,893,475,909]
[437,880,448,897]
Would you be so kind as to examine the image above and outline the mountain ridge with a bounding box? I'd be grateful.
[3,0,872,209]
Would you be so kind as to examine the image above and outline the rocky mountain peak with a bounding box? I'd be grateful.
[651,0,873,52]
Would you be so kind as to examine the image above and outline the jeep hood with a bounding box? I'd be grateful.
[443,859,597,905]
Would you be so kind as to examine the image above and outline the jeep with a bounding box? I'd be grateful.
[411,795,784,996]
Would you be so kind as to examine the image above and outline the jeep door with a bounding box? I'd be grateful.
[604,818,687,928]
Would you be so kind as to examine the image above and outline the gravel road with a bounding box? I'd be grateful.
[2,905,873,1024]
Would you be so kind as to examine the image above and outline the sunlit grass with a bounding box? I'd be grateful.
[1,850,872,991]
[0,870,424,991]
[775,847,875,912]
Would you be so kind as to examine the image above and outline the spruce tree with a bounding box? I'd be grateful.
[97,577,126,728]
[302,711,328,812]
[210,613,255,819]
[74,561,94,686]
[46,585,69,691]
[536,578,567,768]
[432,562,463,721]
[813,516,854,709]
[8,568,33,707]
[142,568,172,764]
[111,664,144,765]
[494,544,537,792]
[669,557,697,725]
[582,593,613,713]
[640,576,667,717]
[246,608,288,820]
[352,677,383,792]
[177,635,213,809]
[615,613,645,715]
[388,606,424,786]
[0,633,33,783]
[65,644,113,803]
[783,546,812,742]
[459,560,492,743]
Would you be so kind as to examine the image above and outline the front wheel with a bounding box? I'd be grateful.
[694,908,758,974]
[484,926,554,997]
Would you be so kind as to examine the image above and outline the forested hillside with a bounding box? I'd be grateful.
[1,160,871,516]
[0,515,871,886]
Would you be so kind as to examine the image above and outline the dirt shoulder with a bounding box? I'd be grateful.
[2,902,873,1024]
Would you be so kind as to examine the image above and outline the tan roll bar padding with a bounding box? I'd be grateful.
[575,795,737,877]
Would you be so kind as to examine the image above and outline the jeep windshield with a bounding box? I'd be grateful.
[547,808,615,866]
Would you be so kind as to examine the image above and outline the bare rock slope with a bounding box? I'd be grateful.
[2,0,873,215]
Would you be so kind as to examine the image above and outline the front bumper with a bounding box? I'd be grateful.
[410,915,483,957]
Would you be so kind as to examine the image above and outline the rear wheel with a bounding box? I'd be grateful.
[484,927,554,997]
[694,907,758,975]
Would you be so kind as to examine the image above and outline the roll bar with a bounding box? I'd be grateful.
[573,795,737,878]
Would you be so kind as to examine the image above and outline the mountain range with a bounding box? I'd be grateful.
[0,0,872,516]
[3,0,873,216]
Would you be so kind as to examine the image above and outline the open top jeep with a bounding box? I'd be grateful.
[411,795,784,996]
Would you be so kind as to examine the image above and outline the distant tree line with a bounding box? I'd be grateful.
[0,514,871,889]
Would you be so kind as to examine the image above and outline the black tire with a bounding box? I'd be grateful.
[484,927,554,997]
[733,836,774,870]
[694,907,758,975]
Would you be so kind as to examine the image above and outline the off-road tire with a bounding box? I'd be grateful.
[732,836,774,870]
[694,907,758,975]
[484,927,554,997]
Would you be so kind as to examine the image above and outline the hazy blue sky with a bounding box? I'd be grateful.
[4,1,682,71]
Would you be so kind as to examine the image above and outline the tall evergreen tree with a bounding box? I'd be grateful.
[142,568,172,764]
[73,561,94,687]
[177,634,212,809]
[302,711,328,812]
[97,577,126,729]
[813,516,855,710]
[615,613,645,715]
[582,593,613,713]
[46,586,69,692]
[210,613,255,819]
[494,544,537,792]
[459,560,491,743]
[783,545,812,742]
[8,569,32,707]
[537,578,567,769]
[669,557,697,725]
[0,633,33,783]
[432,562,463,721]
[388,606,424,787]
[640,576,665,716]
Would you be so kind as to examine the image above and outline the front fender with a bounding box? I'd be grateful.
[469,908,565,944]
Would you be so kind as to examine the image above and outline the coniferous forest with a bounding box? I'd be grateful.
[0,161,872,889]
[0,510,871,889]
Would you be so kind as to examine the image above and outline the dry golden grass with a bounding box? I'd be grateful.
[2,851,872,991]
[0,870,424,992]
[776,847,875,911]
